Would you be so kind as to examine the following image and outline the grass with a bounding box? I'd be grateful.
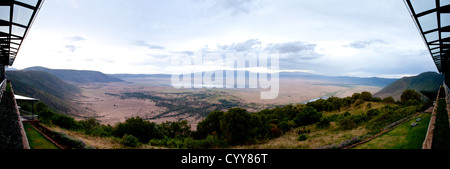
[5,82,11,92]
[354,113,431,149]
[23,123,59,149]
[431,99,450,149]
[235,102,382,149]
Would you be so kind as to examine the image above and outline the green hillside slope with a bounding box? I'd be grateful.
[7,70,80,113]
[24,66,124,83]
[373,72,443,100]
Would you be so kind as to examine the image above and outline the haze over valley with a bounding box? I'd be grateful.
[9,67,399,129]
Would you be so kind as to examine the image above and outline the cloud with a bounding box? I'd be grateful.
[346,39,387,49]
[266,41,316,54]
[64,36,86,42]
[132,40,165,49]
[219,0,256,16]
[65,45,79,52]
[265,41,322,60]
[218,39,262,52]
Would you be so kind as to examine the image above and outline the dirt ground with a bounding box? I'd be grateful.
[69,78,381,129]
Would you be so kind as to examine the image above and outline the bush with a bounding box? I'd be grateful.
[354,99,364,107]
[339,117,356,130]
[401,89,422,106]
[79,118,113,137]
[269,124,282,138]
[293,106,322,127]
[160,120,192,138]
[316,117,330,129]
[220,108,254,145]
[360,92,373,101]
[196,110,224,139]
[298,134,307,141]
[149,135,228,149]
[113,116,164,143]
[366,105,418,130]
[366,103,372,109]
[366,109,381,118]
[120,134,140,147]
[382,97,395,104]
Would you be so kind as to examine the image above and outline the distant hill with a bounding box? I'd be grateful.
[110,74,172,79]
[112,71,397,87]
[373,72,444,100]
[7,70,81,113]
[279,72,397,87]
[24,66,124,83]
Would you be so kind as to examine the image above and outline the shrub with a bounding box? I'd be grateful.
[401,89,422,106]
[269,124,282,138]
[354,99,364,107]
[196,111,224,139]
[120,134,140,147]
[360,92,373,101]
[298,134,307,141]
[366,109,381,118]
[160,120,192,138]
[316,117,330,129]
[339,117,356,130]
[343,111,351,117]
[293,106,322,127]
[220,108,254,145]
[382,97,395,104]
[113,116,164,143]
[366,103,372,109]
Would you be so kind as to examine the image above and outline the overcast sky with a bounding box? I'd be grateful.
[12,0,437,78]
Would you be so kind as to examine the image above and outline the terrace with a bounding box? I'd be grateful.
[0,0,44,149]
[404,0,450,149]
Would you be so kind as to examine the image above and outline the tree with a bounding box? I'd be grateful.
[316,117,330,129]
[360,91,373,101]
[35,101,49,113]
[400,89,422,105]
[293,106,322,127]
[161,120,192,138]
[339,116,356,130]
[113,116,163,143]
[196,111,224,139]
[382,96,395,103]
[220,108,253,145]
[120,134,140,147]
[351,93,361,101]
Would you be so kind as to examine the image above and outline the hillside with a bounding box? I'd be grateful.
[280,72,397,87]
[374,72,444,100]
[24,66,124,83]
[7,70,81,114]
[111,71,397,87]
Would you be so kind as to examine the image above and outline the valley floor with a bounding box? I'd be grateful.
[69,78,381,130]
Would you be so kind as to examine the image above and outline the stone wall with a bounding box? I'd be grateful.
[0,83,29,149]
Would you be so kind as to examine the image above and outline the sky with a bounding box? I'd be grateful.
[11,0,438,78]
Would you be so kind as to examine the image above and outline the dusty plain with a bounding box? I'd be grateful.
[69,77,381,129]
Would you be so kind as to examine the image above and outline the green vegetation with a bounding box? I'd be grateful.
[23,66,123,83]
[431,99,450,149]
[23,123,59,149]
[31,88,425,149]
[5,81,11,92]
[7,70,80,113]
[355,113,431,149]
[118,91,249,119]
[374,71,443,100]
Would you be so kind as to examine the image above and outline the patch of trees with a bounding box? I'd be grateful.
[118,92,243,119]
[306,92,380,113]
[31,89,425,148]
